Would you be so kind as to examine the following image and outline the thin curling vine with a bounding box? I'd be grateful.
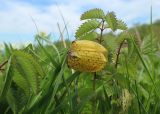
[75,8,127,114]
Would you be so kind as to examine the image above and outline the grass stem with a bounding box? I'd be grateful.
[92,72,96,114]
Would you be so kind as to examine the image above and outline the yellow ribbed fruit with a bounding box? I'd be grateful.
[67,40,108,72]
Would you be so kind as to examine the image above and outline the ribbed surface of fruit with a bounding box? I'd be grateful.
[67,40,107,72]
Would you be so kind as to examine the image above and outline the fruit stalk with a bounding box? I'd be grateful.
[92,19,105,114]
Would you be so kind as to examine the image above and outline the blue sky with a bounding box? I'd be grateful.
[0,0,160,46]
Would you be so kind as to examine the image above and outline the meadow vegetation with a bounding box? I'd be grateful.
[0,8,160,114]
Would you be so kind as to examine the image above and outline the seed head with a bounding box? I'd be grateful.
[120,89,132,114]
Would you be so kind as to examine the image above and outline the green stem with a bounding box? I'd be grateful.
[135,81,141,114]
[98,20,105,43]
[92,19,105,114]
[92,73,96,114]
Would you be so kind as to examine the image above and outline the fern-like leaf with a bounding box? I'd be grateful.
[117,20,127,30]
[77,31,98,40]
[0,57,13,99]
[141,35,157,54]
[105,12,118,31]
[75,20,100,38]
[7,87,28,113]
[12,51,44,96]
[12,69,30,96]
[81,8,105,20]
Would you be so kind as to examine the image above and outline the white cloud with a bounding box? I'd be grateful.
[0,1,80,34]
[0,0,160,43]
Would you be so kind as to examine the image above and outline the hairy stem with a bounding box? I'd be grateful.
[115,40,125,68]
[92,19,105,114]
[113,40,125,98]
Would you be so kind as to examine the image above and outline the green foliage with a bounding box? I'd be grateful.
[141,35,158,54]
[117,20,128,30]
[0,57,13,100]
[105,12,127,31]
[81,8,105,20]
[0,49,46,113]
[75,20,100,38]
[0,8,160,114]
[12,50,44,96]
[4,43,13,58]
[77,31,98,40]
[76,8,127,40]
[105,12,118,31]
